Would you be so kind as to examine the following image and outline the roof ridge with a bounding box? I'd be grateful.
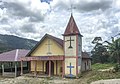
[15,49,19,61]
[46,34,63,41]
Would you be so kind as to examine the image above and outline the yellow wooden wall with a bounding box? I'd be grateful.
[31,61,43,72]
[31,37,64,56]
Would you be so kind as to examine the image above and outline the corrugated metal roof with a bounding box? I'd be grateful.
[82,52,91,59]
[0,49,30,61]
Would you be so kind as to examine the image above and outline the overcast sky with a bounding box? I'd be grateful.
[0,0,120,52]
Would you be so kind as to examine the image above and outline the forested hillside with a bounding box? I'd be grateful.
[0,34,38,53]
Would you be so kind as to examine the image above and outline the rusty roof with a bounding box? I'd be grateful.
[82,52,91,59]
[63,14,82,36]
[47,34,63,47]
[0,49,30,61]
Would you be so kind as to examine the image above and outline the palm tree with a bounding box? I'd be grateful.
[106,38,120,64]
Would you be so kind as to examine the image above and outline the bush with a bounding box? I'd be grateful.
[114,64,120,72]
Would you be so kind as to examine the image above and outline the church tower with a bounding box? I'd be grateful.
[63,14,83,77]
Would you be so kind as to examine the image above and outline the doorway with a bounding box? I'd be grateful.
[45,61,54,75]
[85,62,86,71]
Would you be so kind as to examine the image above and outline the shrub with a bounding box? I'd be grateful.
[114,64,120,72]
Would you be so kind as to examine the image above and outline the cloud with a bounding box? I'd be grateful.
[0,0,120,52]
[0,17,8,24]
[20,23,36,33]
[52,0,113,12]
[0,1,44,22]
[53,1,69,11]
[76,0,113,12]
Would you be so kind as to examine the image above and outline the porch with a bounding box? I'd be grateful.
[1,61,29,77]
[21,56,65,77]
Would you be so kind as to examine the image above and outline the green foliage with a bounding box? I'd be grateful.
[0,34,37,53]
[92,37,102,44]
[91,37,109,64]
[91,37,120,64]
[92,63,115,70]
[0,43,12,53]
[107,38,120,64]
[87,71,120,84]
[91,43,106,63]
[78,63,120,84]
[86,63,120,83]
[114,64,120,72]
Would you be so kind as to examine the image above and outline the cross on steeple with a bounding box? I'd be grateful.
[69,0,76,14]
[46,39,52,55]
[67,36,74,48]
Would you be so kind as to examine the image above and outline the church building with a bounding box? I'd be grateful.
[21,14,91,78]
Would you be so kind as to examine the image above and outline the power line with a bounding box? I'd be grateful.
[102,32,120,44]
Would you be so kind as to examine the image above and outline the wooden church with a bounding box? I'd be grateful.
[21,14,91,78]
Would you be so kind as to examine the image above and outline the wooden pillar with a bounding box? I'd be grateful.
[62,60,64,78]
[20,60,23,75]
[49,60,51,77]
[27,61,30,71]
[56,60,57,75]
[34,60,37,76]
[42,61,44,72]
[28,61,31,73]
[10,62,12,72]
[15,62,17,77]
[2,63,4,76]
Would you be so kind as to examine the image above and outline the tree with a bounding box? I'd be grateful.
[92,37,102,44]
[106,38,120,64]
[91,37,109,63]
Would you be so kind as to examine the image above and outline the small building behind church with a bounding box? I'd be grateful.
[21,14,91,78]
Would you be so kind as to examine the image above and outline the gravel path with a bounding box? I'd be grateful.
[91,79,120,84]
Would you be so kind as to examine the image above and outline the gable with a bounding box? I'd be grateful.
[30,36,64,56]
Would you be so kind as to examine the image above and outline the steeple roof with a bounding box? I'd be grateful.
[63,14,82,36]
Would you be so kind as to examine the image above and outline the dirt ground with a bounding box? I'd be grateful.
[91,79,120,84]
[0,72,93,84]
[1,75,120,84]
[0,76,83,84]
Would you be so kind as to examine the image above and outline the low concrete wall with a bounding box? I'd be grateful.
[2,70,28,77]
[3,72,16,77]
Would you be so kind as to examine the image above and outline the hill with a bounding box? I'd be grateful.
[0,34,38,53]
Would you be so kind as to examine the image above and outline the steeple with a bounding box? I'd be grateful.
[63,14,83,77]
[63,14,82,36]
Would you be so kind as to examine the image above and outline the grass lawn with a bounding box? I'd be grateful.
[79,63,120,84]
[92,63,115,70]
